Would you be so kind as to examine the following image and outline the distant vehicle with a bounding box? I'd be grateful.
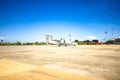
[47,35,77,47]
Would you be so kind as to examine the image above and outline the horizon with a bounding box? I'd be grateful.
[0,0,120,42]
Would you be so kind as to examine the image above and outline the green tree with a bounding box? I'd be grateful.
[92,39,98,42]
[84,40,90,42]
[34,42,39,45]
[74,40,79,42]
[16,41,21,45]
[106,40,114,44]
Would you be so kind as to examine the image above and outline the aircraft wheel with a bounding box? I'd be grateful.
[65,44,67,47]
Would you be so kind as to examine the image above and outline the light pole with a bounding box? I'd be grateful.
[45,35,50,45]
[69,34,71,42]
[105,31,108,42]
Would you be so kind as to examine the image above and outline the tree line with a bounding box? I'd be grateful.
[0,39,118,46]
[74,39,115,45]
[0,41,47,46]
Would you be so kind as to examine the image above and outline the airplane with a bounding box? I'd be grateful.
[45,35,77,47]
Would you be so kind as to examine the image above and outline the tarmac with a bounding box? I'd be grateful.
[0,45,120,80]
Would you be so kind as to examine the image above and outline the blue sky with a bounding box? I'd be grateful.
[0,0,120,42]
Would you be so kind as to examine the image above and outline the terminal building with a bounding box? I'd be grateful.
[114,38,120,44]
